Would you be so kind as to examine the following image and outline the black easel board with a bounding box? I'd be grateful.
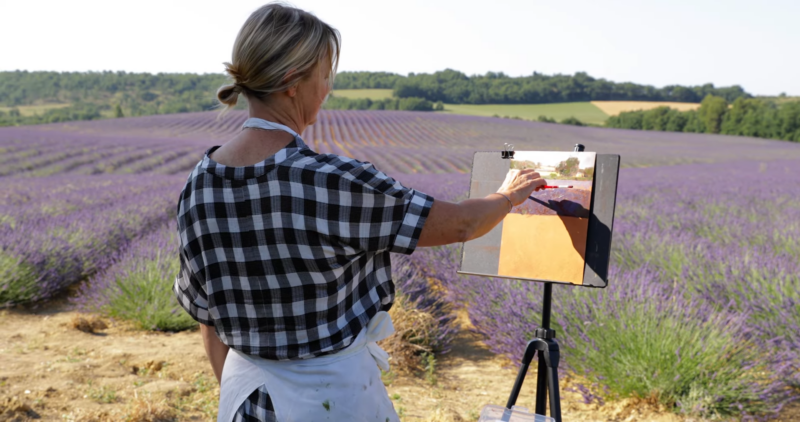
[457,151,620,288]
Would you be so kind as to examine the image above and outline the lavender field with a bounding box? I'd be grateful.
[2,110,800,419]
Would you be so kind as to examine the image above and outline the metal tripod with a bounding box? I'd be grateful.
[504,282,562,421]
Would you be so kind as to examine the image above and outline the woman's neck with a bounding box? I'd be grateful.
[247,96,305,135]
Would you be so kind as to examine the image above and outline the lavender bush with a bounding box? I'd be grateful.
[0,175,181,305]
[559,267,793,417]
[75,223,196,331]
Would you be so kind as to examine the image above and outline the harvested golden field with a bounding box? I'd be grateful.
[591,101,700,115]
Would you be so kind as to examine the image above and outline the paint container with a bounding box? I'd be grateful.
[478,404,555,421]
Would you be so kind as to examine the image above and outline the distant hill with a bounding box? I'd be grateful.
[334,70,752,104]
[0,70,755,127]
[0,70,232,126]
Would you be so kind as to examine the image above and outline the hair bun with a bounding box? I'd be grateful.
[216,84,240,108]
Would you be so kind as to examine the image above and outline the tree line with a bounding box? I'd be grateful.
[605,95,800,142]
[322,96,433,111]
[335,69,751,104]
[0,70,232,126]
[329,71,403,89]
[3,71,796,144]
[1,70,226,108]
[1,69,752,109]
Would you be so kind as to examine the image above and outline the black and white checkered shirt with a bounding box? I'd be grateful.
[174,133,433,360]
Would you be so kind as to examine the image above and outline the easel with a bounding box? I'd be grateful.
[498,144,587,422]
[465,143,620,422]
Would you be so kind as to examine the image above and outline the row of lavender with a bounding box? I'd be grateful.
[418,159,799,418]
[0,175,182,305]
[5,111,800,178]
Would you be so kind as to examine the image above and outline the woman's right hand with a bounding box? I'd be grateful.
[497,169,547,205]
[417,168,547,247]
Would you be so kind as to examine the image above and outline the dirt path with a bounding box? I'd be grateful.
[1,302,797,422]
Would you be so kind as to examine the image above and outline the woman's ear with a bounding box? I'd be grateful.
[284,69,298,97]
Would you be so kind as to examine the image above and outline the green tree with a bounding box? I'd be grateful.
[697,95,728,134]
[556,157,580,177]
[114,104,124,118]
[641,106,672,131]
[537,115,556,123]
[560,116,586,126]
[777,101,800,141]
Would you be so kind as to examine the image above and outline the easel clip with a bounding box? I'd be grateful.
[501,143,515,159]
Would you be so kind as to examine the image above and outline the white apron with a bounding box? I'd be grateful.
[217,311,400,422]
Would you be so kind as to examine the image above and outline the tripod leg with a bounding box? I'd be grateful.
[506,339,538,409]
[547,363,562,422]
[534,350,547,415]
[505,360,530,408]
[539,339,562,422]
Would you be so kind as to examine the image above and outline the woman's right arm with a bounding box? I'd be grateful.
[417,169,545,247]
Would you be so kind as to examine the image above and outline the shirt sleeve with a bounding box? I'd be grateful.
[174,250,214,326]
[339,160,434,255]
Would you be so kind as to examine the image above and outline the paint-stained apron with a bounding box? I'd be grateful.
[217,311,400,422]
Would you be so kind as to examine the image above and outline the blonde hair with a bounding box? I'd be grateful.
[217,2,341,111]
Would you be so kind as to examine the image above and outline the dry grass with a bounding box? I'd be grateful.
[423,407,466,422]
[60,395,177,422]
[123,396,177,422]
[70,315,108,333]
[0,396,38,421]
[380,293,443,373]
[591,101,701,115]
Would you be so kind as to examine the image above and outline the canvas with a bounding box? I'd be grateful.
[460,151,597,285]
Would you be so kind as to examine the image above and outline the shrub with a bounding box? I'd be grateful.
[560,116,586,126]
[75,224,196,332]
[556,268,790,417]
[537,115,556,123]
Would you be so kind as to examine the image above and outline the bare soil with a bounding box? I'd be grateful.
[1,301,798,422]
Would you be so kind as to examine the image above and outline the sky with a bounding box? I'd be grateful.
[1,0,798,96]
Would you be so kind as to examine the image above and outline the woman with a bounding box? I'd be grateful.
[174,3,545,422]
